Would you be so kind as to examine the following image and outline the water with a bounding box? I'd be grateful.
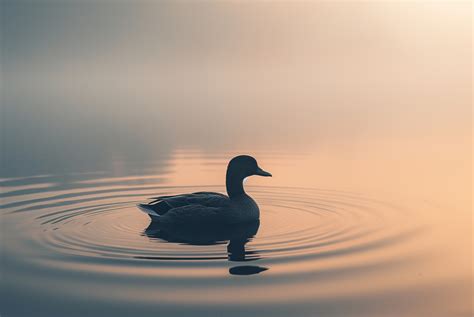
[1,152,470,317]
[1,2,471,316]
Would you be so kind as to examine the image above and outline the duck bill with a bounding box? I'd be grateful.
[255,167,272,177]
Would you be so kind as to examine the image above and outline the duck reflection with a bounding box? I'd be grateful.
[143,220,268,275]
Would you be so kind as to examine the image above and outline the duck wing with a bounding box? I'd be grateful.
[137,192,230,219]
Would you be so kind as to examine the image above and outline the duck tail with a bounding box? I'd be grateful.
[137,203,161,219]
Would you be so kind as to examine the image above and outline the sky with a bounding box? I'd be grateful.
[1,1,471,176]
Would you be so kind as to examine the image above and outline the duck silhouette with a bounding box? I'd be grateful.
[138,155,271,225]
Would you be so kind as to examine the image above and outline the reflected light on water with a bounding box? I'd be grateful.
[1,150,471,316]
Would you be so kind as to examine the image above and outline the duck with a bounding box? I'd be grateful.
[137,155,271,225]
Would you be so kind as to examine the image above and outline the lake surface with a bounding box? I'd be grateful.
[1,2,471,317]
[1,150,471,317]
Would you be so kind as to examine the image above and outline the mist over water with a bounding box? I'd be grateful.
[1,2,472,317]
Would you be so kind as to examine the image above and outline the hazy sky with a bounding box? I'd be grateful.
[1,1,471,176]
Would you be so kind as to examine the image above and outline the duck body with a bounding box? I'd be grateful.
[138,191,259,225]
[138,155,271,225]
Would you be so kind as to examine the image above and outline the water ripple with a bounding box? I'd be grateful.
[1,184,428,315]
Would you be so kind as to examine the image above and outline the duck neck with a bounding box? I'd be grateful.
[226,170,246,199]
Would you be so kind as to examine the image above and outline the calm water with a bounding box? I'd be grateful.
[1,2,471,317]
[1,151,471,316]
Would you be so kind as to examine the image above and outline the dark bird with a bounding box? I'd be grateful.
[137,155,271,225]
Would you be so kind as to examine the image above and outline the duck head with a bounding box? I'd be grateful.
[226,155,271,198]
